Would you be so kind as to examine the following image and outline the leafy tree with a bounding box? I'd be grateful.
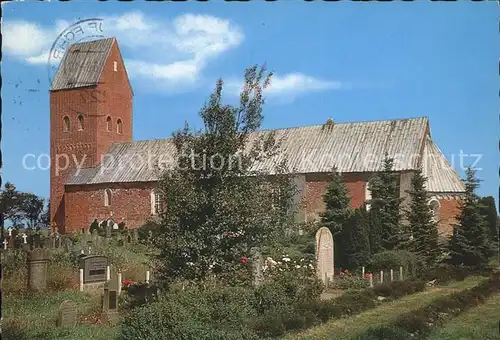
[153,66,296,287]
[404,168,439,265]
[447,168,493,268]
[478,196,499,252]
[19,193,45,228]
[368,155,404,251]
[342,207,371,270]
[0,182,22,222]
[320,168,352,236]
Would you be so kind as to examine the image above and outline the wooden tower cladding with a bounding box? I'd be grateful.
[49,37,133,233]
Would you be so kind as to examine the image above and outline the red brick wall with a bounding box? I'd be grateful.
[65,182,154,233]
[50,40,133,233]
[437,198,462,237]
[305,173,367,221]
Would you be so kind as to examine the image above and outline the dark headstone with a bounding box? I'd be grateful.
[102,272,119,324]
[57,300,78,327]
[79,255,108,284]
[33,233,41,248]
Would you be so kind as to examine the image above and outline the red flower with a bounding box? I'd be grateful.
[364,273,372,279]
[240,256,248,264]
[123,279,133,286]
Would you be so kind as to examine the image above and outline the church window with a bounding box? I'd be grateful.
[113,61,118,72]
[365,179,372,211]
[117,119,123,134]
[151,190,162,215]
[77,114,84,131]
[63,116,70,132]
[106,116,112,131]
[429,198,440,222]
[104,189,112,207]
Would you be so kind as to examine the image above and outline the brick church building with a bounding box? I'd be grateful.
[50,37,465,235]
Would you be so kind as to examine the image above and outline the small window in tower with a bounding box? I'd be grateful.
[104,189,112,207]
[63,116,70,132]
[106,116,112,131]
[113,61,118,72]
[429,199,440,223]
[117,119,123,134]
[77,115,84,131]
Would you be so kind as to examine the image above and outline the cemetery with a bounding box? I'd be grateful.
[2,66,499,340]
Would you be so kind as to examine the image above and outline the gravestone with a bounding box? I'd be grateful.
[126,232,132,244]
[80,255,108,284]
[57,300,78,327]
[33,233,42,248]
[133,229,139,243]
[315,227,334,285]
[102,272,119,324]
[27,248,49,291]
[105,223,112,238]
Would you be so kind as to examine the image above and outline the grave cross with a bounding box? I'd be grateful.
[7,227,13,237]
[3,239,8,249]
[22,233,28,244]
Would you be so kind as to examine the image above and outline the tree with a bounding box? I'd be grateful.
[447,168,493,269]
[320,168,352,236]
[0,182,22,222]
[368,155,404,251]
[19,193,45,228]
[478,196,499,251]
[404,168,439,265]
[342,207,371,270]
[154,65,296,287]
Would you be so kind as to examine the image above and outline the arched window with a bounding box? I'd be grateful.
[63,116,70,132]
[104,189,112,207]
[151,190,162,215]
[77,115,84,131]
[106,116,112,132]
[429,199,440,222]
[117,119,123,134]
[365,179,373,211]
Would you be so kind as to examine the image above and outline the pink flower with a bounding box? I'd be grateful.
[240,256,248,264]
[123,279,133,286]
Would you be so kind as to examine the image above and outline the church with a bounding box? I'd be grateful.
[49,37,465,235]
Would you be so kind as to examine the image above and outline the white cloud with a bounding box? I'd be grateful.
[224,72,346,102]
[2,20,55,58]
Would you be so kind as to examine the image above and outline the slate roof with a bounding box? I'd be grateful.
[50,37,115,91]
[65,116,465,193]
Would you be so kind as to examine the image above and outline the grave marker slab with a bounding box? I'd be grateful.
[79,255,108,284]
[315,227,334,285]
[57,300,78,327]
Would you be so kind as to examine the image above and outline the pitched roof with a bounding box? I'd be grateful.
[67,117,450,187]
[421,135,465,193]
[50,37,115,91]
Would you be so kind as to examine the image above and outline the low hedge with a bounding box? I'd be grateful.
[384,272,500,338]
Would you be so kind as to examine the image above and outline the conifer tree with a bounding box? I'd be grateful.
[368,155,404,251]
[342,207,371,270]
[447,168,493,269]
[404,168,439,265]
[478,196,499,253]
[320,168,353,236]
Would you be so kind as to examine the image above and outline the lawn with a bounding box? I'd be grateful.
[286,276,488,340]
[427,292,500,340]
[2,290,119,340]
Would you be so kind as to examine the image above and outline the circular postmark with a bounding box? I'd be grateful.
[48,18,106,88]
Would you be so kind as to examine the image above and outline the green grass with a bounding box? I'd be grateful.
[2,290,120,340]
[427,293,500,340]
[286,276,488,340]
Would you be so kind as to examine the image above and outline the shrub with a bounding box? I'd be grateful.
[373,279,426,299]
[420,264,493,284]
[356,326,411,340]
[331,275,369,290]
[368,250,419,279]
[334,289,377,315]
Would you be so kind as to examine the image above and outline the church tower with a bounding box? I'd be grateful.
[50,37,133,233]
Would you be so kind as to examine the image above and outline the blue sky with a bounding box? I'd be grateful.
[2,1,498,209]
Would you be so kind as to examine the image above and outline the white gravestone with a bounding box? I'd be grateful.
[315,227,334,285]
[3,239,8,249]
[22,233,28,244]
[7,227,13,237]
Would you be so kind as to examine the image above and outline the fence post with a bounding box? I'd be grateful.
[146,270,150,284]
[106,266,111,282]
[399,266,403,280]
[390,269,394,282]
[117,272,122,295]
[79,268,84,292]
[380,270,384,283]
[362,266,365,278]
